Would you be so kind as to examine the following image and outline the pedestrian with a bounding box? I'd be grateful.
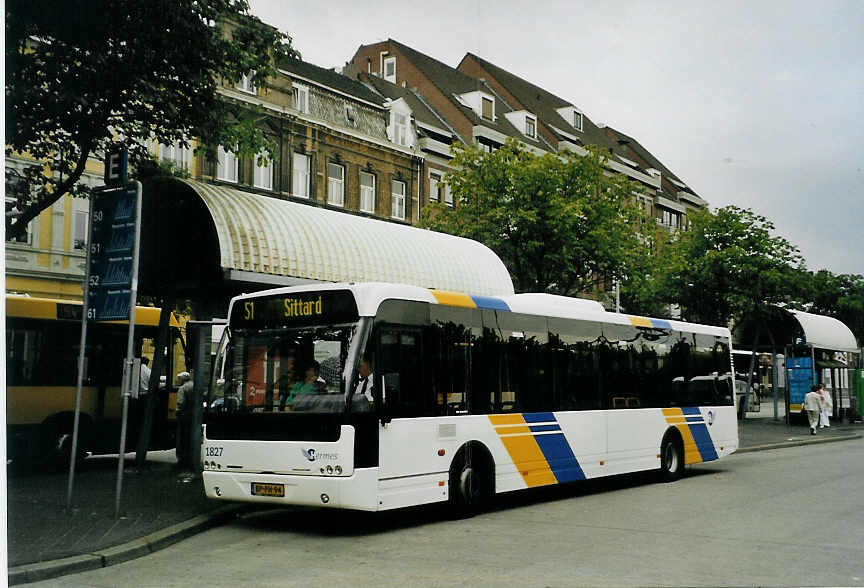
[818,383,832,428]
[131,357,153,441]
[803,385,822,435]
[139,357,152,397]
[175,371,194,470]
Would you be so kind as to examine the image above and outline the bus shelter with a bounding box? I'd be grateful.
[733,308,860,423]
[138,177,515,316]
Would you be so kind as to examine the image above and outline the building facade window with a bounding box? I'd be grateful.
[292,84,309,114]
[292,152,310,198]
[660,208,681,229]
[391,179,406,220]
[160,140,191,170]
[216,146,239,182]
[481,96,494,121]
[383,56,396,83]
[73,209,88,251]
[360,171,376,213]
[444,182,453,207]
[253,152,273,190]
[236,71,256,95]
[525,115,536,138]
[394,113,408,146]
[327,162,345,206]
[429,172,442,202]
[573,111,583,131]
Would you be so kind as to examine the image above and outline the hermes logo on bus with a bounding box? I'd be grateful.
[301,448,339,462]
[283,296,323,318]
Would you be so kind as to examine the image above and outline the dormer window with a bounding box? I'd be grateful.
[292,84,309,114]
[525,115,536,139]
[236,71,256,95]
[345,104,356,126]
[556,106,583,132]
[481,96,494,121]
[383,56,396,83]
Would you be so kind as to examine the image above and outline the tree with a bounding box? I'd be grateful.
[5,0,297,238]
[659,206,806,326]
[804,270,864,346]
[421,141,651,296]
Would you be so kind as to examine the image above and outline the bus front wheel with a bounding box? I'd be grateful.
[660,434,685,482]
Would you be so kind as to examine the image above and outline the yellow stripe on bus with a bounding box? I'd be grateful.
[628,316,653,328]
[430,290,477,308]
[489,414,557,487]
[494,425,531,435]
[663,408,703,465]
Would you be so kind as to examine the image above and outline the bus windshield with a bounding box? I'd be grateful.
[210,323,358,415]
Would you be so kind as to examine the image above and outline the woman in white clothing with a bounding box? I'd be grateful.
[818,383,832,428]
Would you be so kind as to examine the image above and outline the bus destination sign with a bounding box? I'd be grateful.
[230,290,359,329]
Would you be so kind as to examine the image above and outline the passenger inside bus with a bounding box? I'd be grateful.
[286,361,326,404]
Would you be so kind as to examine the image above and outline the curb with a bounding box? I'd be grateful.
[736,432,861,454]
[8,504,246,586]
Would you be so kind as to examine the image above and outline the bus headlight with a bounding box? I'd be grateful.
[326,465,334,475]
[335,465,342,475]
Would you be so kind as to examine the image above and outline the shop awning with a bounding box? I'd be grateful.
[139,178,514,301]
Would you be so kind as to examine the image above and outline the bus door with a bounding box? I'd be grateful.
[375,326,426,477]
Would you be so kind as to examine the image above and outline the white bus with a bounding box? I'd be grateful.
[202,283,738,513]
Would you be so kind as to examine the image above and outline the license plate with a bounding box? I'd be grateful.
[251,482,285,497]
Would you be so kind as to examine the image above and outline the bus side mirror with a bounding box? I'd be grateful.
[380,373,400,425]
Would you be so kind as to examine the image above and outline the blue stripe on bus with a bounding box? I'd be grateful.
[688,423,719,462]
[523,412,556,423]
[533,433,586,482]
[685,416,704,423]
[651,319,673,329]
[528,424,561,432]
[470,295,510,311]
[681,406,702,415]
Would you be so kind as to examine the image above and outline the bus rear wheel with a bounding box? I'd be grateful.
[449,447,492,517]
[44,417,89,471]
[660,435,684,482]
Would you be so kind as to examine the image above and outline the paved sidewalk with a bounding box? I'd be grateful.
[6,451,239,584]
[737,413,862,452]
[6,417,862,585]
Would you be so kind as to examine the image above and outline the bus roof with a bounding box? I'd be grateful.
[227,282,731,338]
[5,295,180,328]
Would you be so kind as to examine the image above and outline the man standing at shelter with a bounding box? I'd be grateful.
[804,385,822,435]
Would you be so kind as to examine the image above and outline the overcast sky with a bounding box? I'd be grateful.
[250,0,863,276]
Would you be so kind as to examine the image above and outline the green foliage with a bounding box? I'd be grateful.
[802,270,864,346]
[5,0,297,238]
[659,206,805,326]
[420,140,651,296]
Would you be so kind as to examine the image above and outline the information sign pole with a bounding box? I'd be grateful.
[66,192,96,510]
[67,149,141,516]
[114,180,143,519]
